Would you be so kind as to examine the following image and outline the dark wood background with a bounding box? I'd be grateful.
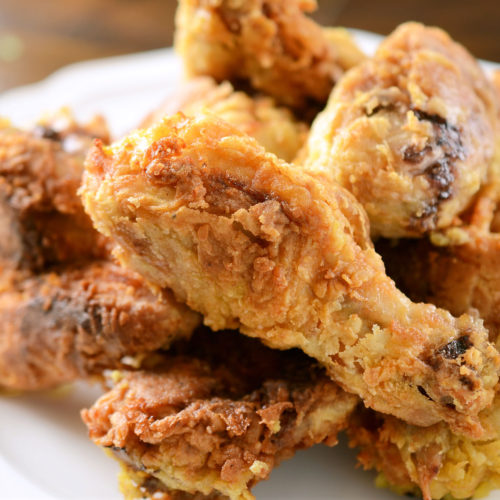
[0,0,499,93]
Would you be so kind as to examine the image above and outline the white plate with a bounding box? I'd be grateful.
[0,29,499,500]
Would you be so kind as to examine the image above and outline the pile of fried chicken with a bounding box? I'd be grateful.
[2,1,500,499]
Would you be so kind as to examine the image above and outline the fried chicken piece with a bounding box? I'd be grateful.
[0,113,201,391]
[81,113,500,437]
[141,77,308,163]
[348,133,500,498]
[0,262,199,391]
[175,0,358,113]
[377,186,500,340]
[348,398,500,500]
[304,22,498,238]
[119,466,222,500]
[82,329,357,500]
[0,114,110,272]
[347,146,500,499]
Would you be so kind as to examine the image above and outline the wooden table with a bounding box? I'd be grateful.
[0,0,499,94]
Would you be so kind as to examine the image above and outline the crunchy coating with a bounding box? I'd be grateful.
[0,262,199,391]
[305,22,498,238]
[119,465,223,500]
[349,150,500,499]
[0,115,201,391]
[82,330,357,500]
[378,187,500,340]
[175,0,350,113]
[348,398,500,500]
[81,113,500,436]
[141,77,309,163]
[0,116,109,272]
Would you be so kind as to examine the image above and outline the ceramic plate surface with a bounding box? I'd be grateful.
[0,29,499,500]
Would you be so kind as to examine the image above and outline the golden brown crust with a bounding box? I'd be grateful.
[378,186,500,342]
[350,189,500,498]
[141,77,309,163]
[348,396,500,500]
[174,0,347,113]
[305,22,498,238]
[82,330,357,500]
[0,119,109,272]
[81,113,500,436]
[0,115,201,391]
[0,261,199,392]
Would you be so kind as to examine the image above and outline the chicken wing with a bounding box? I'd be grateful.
[140,77,308,163]
[81,113,499,437]
[82,329,357,500]
[304,22,498,238]
[174,0,363,113]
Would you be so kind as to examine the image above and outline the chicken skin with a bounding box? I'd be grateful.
[347,124,500,500]
[0,115,200,391]
[175,0,362,113]
[82,329,357,500]
[81,113,499,437]
[0,115,110,272]
[141,77,308,163]
[378,186,500,341]
[304,23,498,238]
[0,262,198,391]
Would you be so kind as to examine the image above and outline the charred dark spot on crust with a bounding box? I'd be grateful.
[425,161,454,201]
[417,385,434,402]
[438,335,471,360]
[403,144,432,163]
[405,109,465,232]
[32,125,61,142]
[459,375,475,391]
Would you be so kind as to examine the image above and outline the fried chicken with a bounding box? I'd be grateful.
[347,119,500,500]
[82,329,357,500]
[0,114,200,391]
[141,77,309,163]
[81,113,500,437]
[348,398,500,500]
[377,186,500,341]
[0,262,198,391]
[304,22,498,238]
[0,113,110,272]
[174,0,362,113]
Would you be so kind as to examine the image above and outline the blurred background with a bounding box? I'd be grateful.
[0,0,499,93]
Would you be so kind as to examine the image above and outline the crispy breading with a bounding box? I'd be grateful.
[81,113,500,437]
[348,138,500,499]
[0,115,110,271]
[141,77,308,163]
[378,187,500,341]
[348,399,500,500]
[0,262,199,391]
[0,115,201,391]
[119,465,224,500]
[304,22,498,238]
[82,330,357,500]
[175,0,355,113]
